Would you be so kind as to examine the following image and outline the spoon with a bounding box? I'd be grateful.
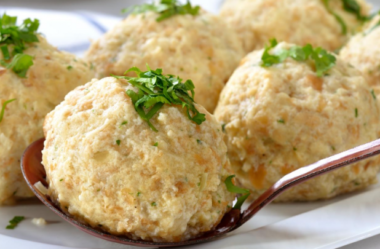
[21,138,380,248]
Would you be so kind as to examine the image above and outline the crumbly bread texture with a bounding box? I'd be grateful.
[220,0,371,53]
[0,36,94,205]
[215,42,380,202]
[42,77,235,242]
[85,10,244,112]
[340,15,380,98]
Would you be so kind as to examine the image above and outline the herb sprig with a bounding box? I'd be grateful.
[224,175,250,210]
[6,216,24,229]
[261,39,336,77]
[114,65,206,132]
[123,0,200,22]
[323,0,371,35]
[0,98,16,124]
[0,13,40,77]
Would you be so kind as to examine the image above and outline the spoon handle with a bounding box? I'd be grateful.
[238,138,380,227]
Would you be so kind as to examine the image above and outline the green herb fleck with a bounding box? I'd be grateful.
[197,182,201,187]
[277,118,285,124]
[224,175,250,210]
[60,179,63,182]
[261,39,336,77]
[153,142,158,147]
[293,147,297,151]
[121,121,128,126]
[196,139,202,144]
[354,181,360,186]
[355,108,358,118]
[67,65,73,70]
[222,123,226,132]
[151,202,157,206]
[123,0,200,22]
[331,145,336,151]
[341,0,369,21]
[0,14,39,77]
[371,89,377,100]
[6,216,24,229]
[137,192,141,197]
[0,99,16,124]
[113,65,206,132]
[116,140,121,146]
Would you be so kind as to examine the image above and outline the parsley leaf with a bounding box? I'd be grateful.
[322,0,347,35]
[323,0,371,35]
[0,13,39,77]
[6,216,24,229]
[1,54,34,78]
[261,39,336,77]
[342,0,368,21]
[113,65,206,132]
[0,99,16,124]
[123,0,200,22]
[224,175,250,210]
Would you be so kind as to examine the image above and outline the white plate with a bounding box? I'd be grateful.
[2,2,380,248]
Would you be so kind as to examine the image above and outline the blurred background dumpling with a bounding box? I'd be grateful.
[85,4,244,112]
[220,0,371,53]
[214,42,380,202]
[340,14,380,97]
[0,15,95,205]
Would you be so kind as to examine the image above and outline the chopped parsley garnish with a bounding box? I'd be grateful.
[323,0,371,35]
[224,175,250,210]
[196,139,202,144]
[6,216,24,229]
[261,39,336,77]
[137,192,141,197]
[0,14,39,77]
[113,65,206,132]
[121,121,128,126]
[153,142,158,147]
[123,0,200,22]
[116,140,121,146]
[151,202,157,206]
[67,65,73,70]
[221,123,226,132]
[277,118,285,124]
[0,98,16,124]
[355,108,358,118]
[341,0,368,21]
[371,89,377,100]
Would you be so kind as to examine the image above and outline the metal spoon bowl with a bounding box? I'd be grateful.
[21,138,380,247]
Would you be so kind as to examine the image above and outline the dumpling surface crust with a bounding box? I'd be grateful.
[0,36,95,205]
[85,10,244,112]
[214,42,380,202]
[42,77,235,242]
[340,15,380,98]
[220,0,371,53]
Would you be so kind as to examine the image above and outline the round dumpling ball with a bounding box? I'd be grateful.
[85,10,244,112]
[340,15,380,97]
[0,36,95,205]
[220,0,371,53]
[42,76,235,242]
[214,42,380,202]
